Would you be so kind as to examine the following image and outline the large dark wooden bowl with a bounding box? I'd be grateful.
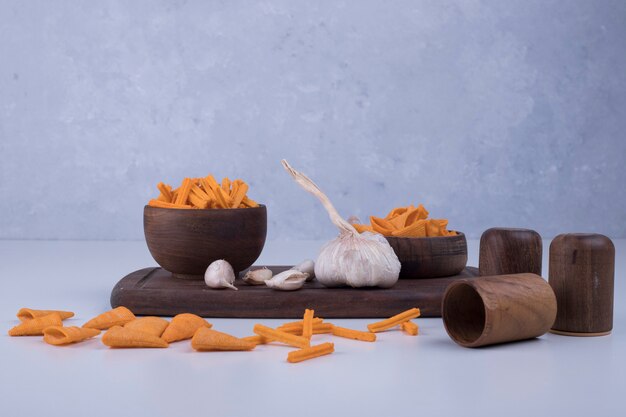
[144,205,267,280]
[385,232,467,278]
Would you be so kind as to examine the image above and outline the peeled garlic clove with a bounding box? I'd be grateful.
[204,260,238,290]
[242,267,273,285]
[265,270,308,291]
[293,259,315,281]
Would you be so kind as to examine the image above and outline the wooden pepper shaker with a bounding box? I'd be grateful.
[479,228,542,276]
[549,233,615,336]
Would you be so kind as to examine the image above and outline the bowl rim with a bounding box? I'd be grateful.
[384,231,465,240]
[144,203,266,212]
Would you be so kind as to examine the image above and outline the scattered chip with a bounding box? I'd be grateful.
[82,306,136,330]
[102,326,168,348]
[161,313,212,343]
[43,326,100,346]
[17,308,74,322]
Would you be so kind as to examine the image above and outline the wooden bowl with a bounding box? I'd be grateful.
[385,232,468,278]
[144,205,267,280]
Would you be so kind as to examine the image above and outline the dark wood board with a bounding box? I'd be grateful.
[111,266,480,318]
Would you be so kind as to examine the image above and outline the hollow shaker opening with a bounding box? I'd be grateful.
[443,283,486,346]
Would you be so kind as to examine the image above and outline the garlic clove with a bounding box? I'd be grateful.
[204,260,238,290]
[242,267,273,285]
[293,259,315,281]
[265,270,308,291]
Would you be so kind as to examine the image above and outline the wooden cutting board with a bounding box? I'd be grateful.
[110,265,479,318]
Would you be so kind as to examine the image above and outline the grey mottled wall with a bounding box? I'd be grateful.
[1,0,625,240]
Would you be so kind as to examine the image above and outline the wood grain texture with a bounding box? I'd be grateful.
[143,205,267,279]
[442,273,557,348]
[110,266,479,318]
[549,233,615,336]
[479,227,542,276]
[386,232,467,278]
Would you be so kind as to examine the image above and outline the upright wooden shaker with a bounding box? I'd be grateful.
[479,228,543,276]
[549,233,615,336]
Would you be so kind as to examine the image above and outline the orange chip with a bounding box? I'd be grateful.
[150,174,258,210]
[279,323,334,335]
[240,335,270,345]
[203,175,220,191]
[401,321,419,336]
[190,184,211,201]
[388,206,417,229]
[406,204,429,225]
[253,324,310,349]
[157,182,173,203]
[367,308,421,333]
[370,216,396,234]
[425,219,441,237]
[17,308,74,322]
[277,317,324,331]
[188,192,209,209]
[221,177,231,194]
[385,207,408,219]
[302,309,314,340]
[102,326,168,348]
[148,199,193,209]
[361,204,453,237]
[434,218,449,229]
[230,181,249,208]
[82,307,136,330]
[174,178,193,206]
[43,326,101,346]
[214,186,232,208]
[192,328,255,351]
[124,317,169,337]
[161,313,212,343]
[242,196,259,208]
[391,219,426,237]
[287,342,334,363]
[9,313,63,336]
[331,326,376,342]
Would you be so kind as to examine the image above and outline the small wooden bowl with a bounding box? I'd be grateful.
[385,232,468,278]
[144,205,267,280]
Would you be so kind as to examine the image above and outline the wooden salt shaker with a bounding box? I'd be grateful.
[549,233,615,336]
[479,228,543,276]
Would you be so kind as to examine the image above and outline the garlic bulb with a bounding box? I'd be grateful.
[265,270,308,291]
[242,267,273,285]
[293,259,315,281]
[204,260,238,290]
[281,160,400,288]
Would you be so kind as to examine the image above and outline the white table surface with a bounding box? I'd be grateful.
[1,239,624,417]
